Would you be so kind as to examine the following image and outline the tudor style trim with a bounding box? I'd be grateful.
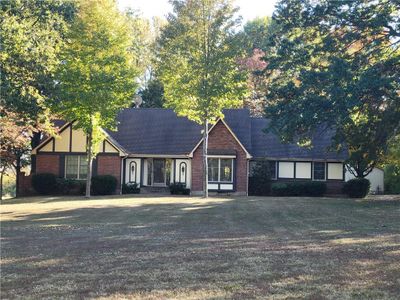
[188,118,252,159]
[32,121,128,156]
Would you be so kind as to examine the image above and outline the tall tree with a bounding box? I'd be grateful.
[139,79,165,108]
[157,0,248,197]
[55,0,140,197]
[0,0,76,148]
[264,0,400,177]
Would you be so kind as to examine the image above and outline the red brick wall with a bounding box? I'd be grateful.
[36,154,60,175]
[192,121,248,194]
[96,155,121,191]
[17,172,34,196]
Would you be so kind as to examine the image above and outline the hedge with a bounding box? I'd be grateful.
[32,173,58,195]
[91,175,118,195]
[169,183,190,195]
[271,181,327,197]
[122,182,140,194]
[343,178,370,198]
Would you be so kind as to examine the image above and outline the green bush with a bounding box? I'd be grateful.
[271,181,327,197]
[343,178,370,198]
[122,182,140,194]
[169,183,190,195]
[91,175,118,195]
[384,164,400,194]
[56,178,85,195]
[32,173,57,195]
[249,161,271,196]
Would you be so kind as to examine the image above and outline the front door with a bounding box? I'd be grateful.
[153,159,166,185]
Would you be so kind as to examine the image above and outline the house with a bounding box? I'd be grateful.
[20,108,363,196]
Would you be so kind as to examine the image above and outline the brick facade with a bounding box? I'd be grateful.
[36,154,60,175]
[96,154,122,192]
[192,121,249,195]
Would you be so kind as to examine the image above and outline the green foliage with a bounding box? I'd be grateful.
[32,173,57,195]
[249,161,271,196]
[0,0,76,138]
[169,183,190,195]
[122,182,140,194]
[157,0,248,125]
[91,175,118,195]
[264,0,400,178]
[239,17,278,53]
[384,164,400,194]
[343,178,371,198]
[271,181,327,197]
[56,178,85,195]
[55,0,142,196]
[139,79,165,108]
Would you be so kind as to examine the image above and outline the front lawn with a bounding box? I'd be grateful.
[1,195,400,299]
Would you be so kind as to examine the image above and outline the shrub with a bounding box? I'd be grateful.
[56,178,85,195]
[271,181,327,197]
[91,175,118,195]
[122,182,140,194]
[343,178,370,198]
[169,183,190,195]
[384,164,400,194]
[249,161,271,196]
[32,173,57,195]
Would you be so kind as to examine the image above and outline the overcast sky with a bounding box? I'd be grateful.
[117,0,278,22]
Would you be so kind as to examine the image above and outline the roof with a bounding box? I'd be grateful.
[250,118,348,160]
[106,108,347,160]
[42,108,347,160]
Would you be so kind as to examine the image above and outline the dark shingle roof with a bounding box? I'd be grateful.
[105,108,347,160]
[250,118,347,160]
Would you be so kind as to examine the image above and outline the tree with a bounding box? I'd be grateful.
[0,108,32,199]
[157,0,248,197]
[139,79,165,108]
[55,0,141,197]
[264,0,400,177]
[0,0,76,148]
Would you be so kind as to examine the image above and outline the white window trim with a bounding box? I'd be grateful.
[65,155,87,180]
[208,157,234,183]
[312,161,326,181]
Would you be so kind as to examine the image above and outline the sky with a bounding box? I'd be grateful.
[117,0,278,22]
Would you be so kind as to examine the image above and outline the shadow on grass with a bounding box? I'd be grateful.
[1,196,400,299]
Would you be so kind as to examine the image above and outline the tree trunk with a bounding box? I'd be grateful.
[202,119,209,198]
[85,131,93,198]
[0,169,4,201]
[15,156,21,198]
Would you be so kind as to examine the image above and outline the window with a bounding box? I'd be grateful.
[65,155,87,179]
[208,158,233,182]
[220,159,232,182]
[295,162,312,179]
[278,162,294,178]
[208,158,219,182]
[327,163,343,180]
[313,162,325,180]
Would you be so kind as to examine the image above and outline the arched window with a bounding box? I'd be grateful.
[179,162,187,184]
[129,161,137,183]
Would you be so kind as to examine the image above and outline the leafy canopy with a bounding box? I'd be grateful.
[264,0,400,177]
[156,0,248,125]
[56,0,140,145]
[0,0,75,139]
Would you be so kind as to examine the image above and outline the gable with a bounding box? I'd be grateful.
[189,119,252,159]
[32,121,125,156]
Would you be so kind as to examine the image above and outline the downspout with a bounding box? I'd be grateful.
[120,154,128,195]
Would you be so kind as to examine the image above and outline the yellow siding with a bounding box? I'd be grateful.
[40,140,53,152]
[71,128,87,152]
[104,141,118,153]
[54,126,70,152]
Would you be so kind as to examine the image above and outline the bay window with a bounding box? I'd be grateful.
[65,155,87,179]
[208,158,233,182]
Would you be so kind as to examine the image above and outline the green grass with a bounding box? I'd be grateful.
[1,195,400,299]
